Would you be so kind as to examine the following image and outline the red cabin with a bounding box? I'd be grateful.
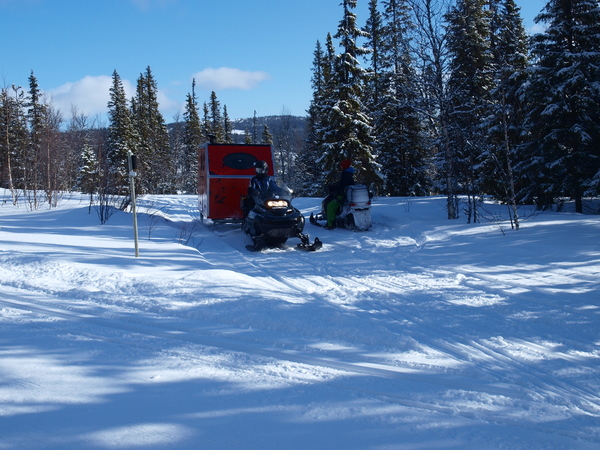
[198,143,274,221]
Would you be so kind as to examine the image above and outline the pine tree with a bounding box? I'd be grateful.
[322,0,379,189]
[182,80,202,194]
[481,0,529,229]
[445,0,493,222]
[223,105,233,143]
[106,70,138,200]
[25,71,47,208]
[520,0,600,212]
[206,91,225,142]
[131,66,173,194]
[301,38,333,196]
[373,0,432,196]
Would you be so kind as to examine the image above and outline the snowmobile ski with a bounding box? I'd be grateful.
[297,236,322,251]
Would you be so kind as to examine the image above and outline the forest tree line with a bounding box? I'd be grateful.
[1,0,599,225]
[302,0,600,225]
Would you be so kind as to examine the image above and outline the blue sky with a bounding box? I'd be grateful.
[1,0,546,124]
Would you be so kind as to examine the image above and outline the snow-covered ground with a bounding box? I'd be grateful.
[1,190,599,449]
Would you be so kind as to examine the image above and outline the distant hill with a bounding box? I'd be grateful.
[167,115,307,144]
[231,115,307,141]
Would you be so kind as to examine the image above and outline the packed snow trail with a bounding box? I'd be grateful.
[1,192,599,448]
[0,288,439,382]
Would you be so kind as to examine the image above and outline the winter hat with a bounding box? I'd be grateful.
[339,159,352,170]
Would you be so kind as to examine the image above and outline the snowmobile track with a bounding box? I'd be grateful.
[220,243,600,417]
[11,292,589,440]
[0,291,519,396]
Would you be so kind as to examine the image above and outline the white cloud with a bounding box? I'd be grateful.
[193,67,271,91]
[48,75,179,120]
[49,75,134,118]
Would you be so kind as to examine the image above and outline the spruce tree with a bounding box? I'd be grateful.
[223,105,233,143]
[182,80,202,194]
[132,66,173,194]
[261,124,273,145]
[301,37,333,196]
[244,129,252,144]
[207,91,225,143]
[481,0,529,228]
[78,142,99,211]
[322,0,379,189]
[201,102,210,142]
[445,0,493,222]
[373,0,431,196]
[252,110,259,145]
[520,0,600,212]
[362,0,384,111]
[25,71,47,208]
[106,70,138,200]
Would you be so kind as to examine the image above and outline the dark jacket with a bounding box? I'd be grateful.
[340,169,355,188]
[249,175,278,196]
[333,168,355,197]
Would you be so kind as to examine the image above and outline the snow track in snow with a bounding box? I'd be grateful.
[1,193,599,448]
[0,288,496,388]
[2,288,584,445]
[196,210,600,432]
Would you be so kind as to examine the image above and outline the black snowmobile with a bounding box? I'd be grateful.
[242,177,322,252]
[310,184,372,231]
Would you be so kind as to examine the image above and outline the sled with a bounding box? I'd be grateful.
[198,143,274,221]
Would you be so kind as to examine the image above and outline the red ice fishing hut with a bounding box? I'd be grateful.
[198,143,274,221]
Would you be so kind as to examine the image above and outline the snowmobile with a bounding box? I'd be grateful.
[310,184,372,231]
[241,177,322,252]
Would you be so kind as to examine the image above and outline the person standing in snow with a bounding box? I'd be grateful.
[325,159,355,229]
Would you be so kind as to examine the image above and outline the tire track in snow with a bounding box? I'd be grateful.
[3,292,598,447]
[0,290,516,397]
[335,271,600,415]
[155,200,600,426]
[196,248,600,442]
[8,289,571,439]
[238,250,600,417]
[364,278,600,416]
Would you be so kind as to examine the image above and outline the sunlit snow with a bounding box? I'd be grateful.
[1,191,599,449]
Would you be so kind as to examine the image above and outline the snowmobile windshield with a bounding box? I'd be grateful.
[253,177,293,203]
